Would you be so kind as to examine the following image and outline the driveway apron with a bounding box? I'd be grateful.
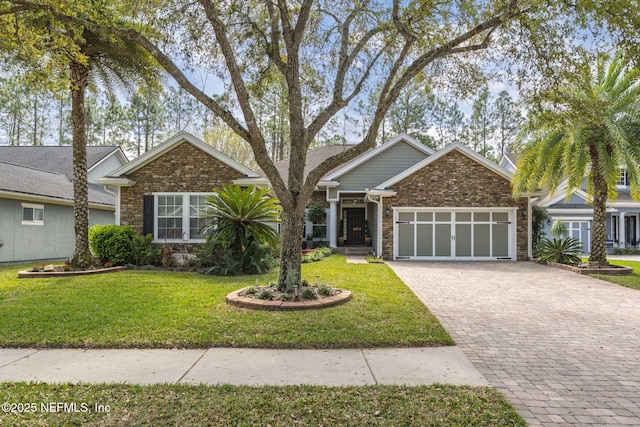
[388,261,640,427]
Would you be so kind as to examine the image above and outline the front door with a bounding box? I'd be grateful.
[345,208,365,245]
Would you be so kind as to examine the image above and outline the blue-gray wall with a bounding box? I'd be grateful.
[0,198,115,263]
[337,142,429,191]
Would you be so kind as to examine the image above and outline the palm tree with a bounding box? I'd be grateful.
[67,29,157,268]
[200,184,281,274]
[512,51,640,266]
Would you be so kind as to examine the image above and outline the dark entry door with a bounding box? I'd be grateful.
[345,208,365,245]
[626,216,637,245]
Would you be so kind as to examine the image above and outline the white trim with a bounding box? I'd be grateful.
[324,134,435,181]
[153,192,212,243]
[538,188,590,207]
[232,177,270,188]
[0,190,114,211]
[499,155,516,171]
[549,216,594,221]
[547,209,603,215]
[21,202,44,225]
[88,147,128,174]
[329,202,337,248]
[377,142,513,189]
[95,177,136,186]
[392,207,517,261]
[107,131,260,179]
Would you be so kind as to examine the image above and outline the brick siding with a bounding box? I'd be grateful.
[381,150,529,260]
[120,141,246,233]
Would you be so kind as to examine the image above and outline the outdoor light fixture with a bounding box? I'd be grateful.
[547,218,552,226]
[385,207,391,218]
[521,209,527,219]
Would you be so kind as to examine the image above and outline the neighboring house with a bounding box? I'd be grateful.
[98,132,531,260]
[534,172,639,252]
[0,145,127,263]
[96,132,266,244]
[502,153,639,253]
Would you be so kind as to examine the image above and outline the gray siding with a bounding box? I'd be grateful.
[338,142,429,191]
[88,153,125,183]
[0,198,115,263]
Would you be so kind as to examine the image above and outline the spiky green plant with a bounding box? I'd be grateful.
[534,237,583,265]
[200,184,281,274]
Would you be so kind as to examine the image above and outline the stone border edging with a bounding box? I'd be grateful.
[547,261,633,276]
[227,287,352,310]
[18,266,125,278]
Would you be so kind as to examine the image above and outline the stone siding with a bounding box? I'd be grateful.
[381,150,528,260]
[120,141,246,233]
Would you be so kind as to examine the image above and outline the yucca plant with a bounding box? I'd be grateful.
[534,237,583,265]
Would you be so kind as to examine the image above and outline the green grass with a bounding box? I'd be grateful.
[0,383,525,426]
[592,259,640,291]
[0,255,452,348]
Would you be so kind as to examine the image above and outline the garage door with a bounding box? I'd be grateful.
[394,208,516,260]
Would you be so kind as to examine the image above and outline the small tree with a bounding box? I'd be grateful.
[531,205,548,250]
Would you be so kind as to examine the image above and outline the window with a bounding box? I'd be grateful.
[155,193,210,241]
[618,169,629,186]
[189,195,209,239]
[157,195,184,239]
[22,203,44,225]
[305,208,327,239]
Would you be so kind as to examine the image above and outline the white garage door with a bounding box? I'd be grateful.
[394,208,517,260]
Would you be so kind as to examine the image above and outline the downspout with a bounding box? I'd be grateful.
[103,185,120,225]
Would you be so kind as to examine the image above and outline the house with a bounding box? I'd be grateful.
[0,145,127,263]
[502,152,640,252]
[98,131,531,261]
[533,172,639,252]
[96,132,266,243]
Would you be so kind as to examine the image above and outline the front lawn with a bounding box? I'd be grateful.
[593,259,640,291]
[0,255,452,348]
[0,383,525,426]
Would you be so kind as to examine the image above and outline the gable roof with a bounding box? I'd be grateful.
[257,144,353,182]
[376,142,512,189]
[0,161,114,207]
[105,131,260,179]
[0,145,125,180]
[324,134,435,181]
[499,153,518,171]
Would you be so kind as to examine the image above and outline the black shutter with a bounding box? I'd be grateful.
[143,195,154,236]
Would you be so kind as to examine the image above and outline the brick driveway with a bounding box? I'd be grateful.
[388,261,640,427]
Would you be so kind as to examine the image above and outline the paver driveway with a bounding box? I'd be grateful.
[388,261,640,427]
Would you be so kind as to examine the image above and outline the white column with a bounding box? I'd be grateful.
[619,212,626,246]
[329,201,337,248]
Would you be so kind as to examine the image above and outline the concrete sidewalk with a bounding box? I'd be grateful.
[0,347,487,387]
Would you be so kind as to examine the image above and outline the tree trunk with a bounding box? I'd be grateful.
[68,61,94,269]
[277,202,305,293]
[589,152,609,266]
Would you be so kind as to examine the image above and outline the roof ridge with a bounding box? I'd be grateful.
[0,160,69,178]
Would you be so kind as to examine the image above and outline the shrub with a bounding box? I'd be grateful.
[301,288,317,299]
[89,224,136,265]
[257,290,273,300]
[89,225,159,266]
[534,237,583,265]
[317,284,334,297]
[278,293,293,301]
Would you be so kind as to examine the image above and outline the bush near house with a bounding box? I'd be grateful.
[89,224,159,266]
